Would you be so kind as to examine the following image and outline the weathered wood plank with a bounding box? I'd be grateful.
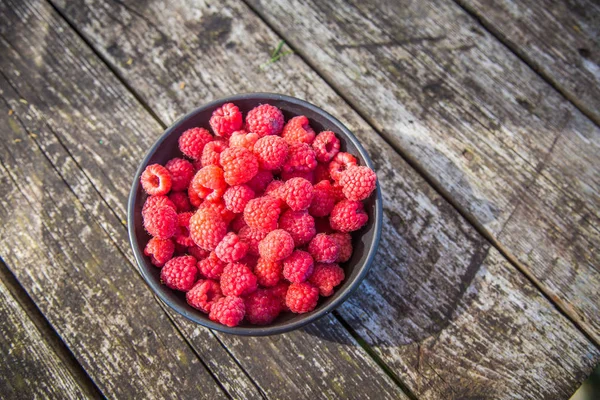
[457,0,600,125]
[246,0,600,343]
[0,0,409,398]
[49,0,600,397]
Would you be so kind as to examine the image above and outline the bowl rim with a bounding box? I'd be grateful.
[128,92,383,335]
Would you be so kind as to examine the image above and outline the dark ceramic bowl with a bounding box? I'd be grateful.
[128,93,383,335]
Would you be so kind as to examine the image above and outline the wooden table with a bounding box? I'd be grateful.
[1,0,598,398]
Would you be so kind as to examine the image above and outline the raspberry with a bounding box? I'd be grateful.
[239,253,259,270]
[160,255,198,291]
[329,152,357,182]
[246,169,273,194]
[174,212,195,247]
[243,196,282,231]
[283,250,314,283]
[279,209,315,246]
[209,103,243,138]
[209,296,245,327]
[221,262,258,296]
[190,165,226,202]
[331,182,345,201]
[143,205,178,239]
[144,237,175,267]
[281,115,316,145]
[229,130,259,150]
[254,258,282,287]
[220,147,259,186]
[188,245,210,261]
[281,177,314,211]
[283,142,317,173]
[201,140,228,167]
[168,191,192,212]
[238,226,268,256]
[280,169,314,183]
[215,232,248,263]
[189,208,227,250]
[141,164,172,196]
[286,282,319,313]
[253,136,288,170]
[309,180,336,217]
[308,233,340,263]
[175,242,189,255]
[340,166,377,201]
[230,214,248,233]
[142,195,175,218]
[309,263,345,297]
[223,185,255,214]
[264,180,284,197]
[187,184,203,208]
[312,131,341,162]
[246,104,284,137]
[197,252,226,279]
[313,162,331,183]
[314,217,334,234]
[186,280,223,313]
[330,232,353,263]
[330,200,368,232]
[179,127,213,160]
[197,200,235,224]
[258,229,295,262]
[165,158,195,191]
[267,281,289,310]
[244,290,282,325]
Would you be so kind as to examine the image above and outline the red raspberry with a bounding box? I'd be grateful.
[286,282,319,313]
[243,196,282,231]
[329,152,357,182]
[190,165,226,202]
[246,169,273,194]
[239,253,259,270]
[142,195,175,218]
[229,130,259,150]
[279,209,315,246]
[209,103,243,138]
[253,136,288,170]
[174,212,195,247]
[175,242,189,255]
[246,104,284,137]
[258,229,295,262]
[283,142,317,173]
[168,191,192,212]
[281,177,314,211]
[220,147,259,186]
[264,180,284,197]
[267,281,289,310]
[189,208,227,250]
[309,263,345,297]
[186,280,223,313]
[330,232,353,263]
[223,185,255,213]
[215,232,248,263]
[282,115,316,145]
[144,237,175,267]
[230,214,248,233]
[245,290,282,325]
[308,233,340,263]
[160,255,198,291]
[188,245,210,261]
[313,162,331,183]
[312,131,340,162]
[280,169,314,183]
[165,158,195,191]
[143,205,178,239]
[254,258,282,287]
[201,139,228,167]
[187,184,203,208]
[197,252,226,279]
[309,180,336,217]
[238,226,268,256]
[209,296,245,327]
[331,182,345,201]
[197,200,235,224]
[340,166,377,201]
[283,250,314,283]
[179,127,212,160]
[141,164,172,196]
[221,262,258,297]
[330,200,368,232]
[314,217,334,234]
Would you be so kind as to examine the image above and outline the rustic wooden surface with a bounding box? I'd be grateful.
[0,0,599,398]
[246,0,600,343]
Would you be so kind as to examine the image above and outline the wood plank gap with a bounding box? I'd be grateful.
[242,0,600,348]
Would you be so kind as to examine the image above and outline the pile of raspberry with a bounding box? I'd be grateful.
[140,102,377,327]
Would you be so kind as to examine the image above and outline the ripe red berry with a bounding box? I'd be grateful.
[190,165,227,202]
[197,251,226,279]
[254,258,283,287]
[201,139,228,167]
[283,250,314,283]
[309,263,345,297]
[144,237,175,267]
[282,115,316,145]
[174,212,195,247]
[238,226,269,256]
[340,166,377,201]
[197,200,236,224]
[313,162,331,183]
[245,290,282,325]
[264,180,284,197]
[281,168,314,183]
[142,195,175,219]
[312,131,340,162]
[186,280,223,313]
[230,214,248,233]
[283,142,317,173]
[246,104,285,137]
[309,180,336,217]
[243,196,282,231]
[220,147,259,185]
[308,233,340,263]
[168,191,192,212]
[330,200,368,232]
[143,205,178,239]
[221,262,258,297]
[330,232,353,263]
[209,296,245,327]
[187,184,202,208]
[141,164,172,196]
[189,208,227,251]
[278,209,316,246]
[247,169,274,194]
[179,127,212,160]
[209,103,243,138]
[267,281,289,310]
[165,158,195,191]
[188,245,210,261]
[329,152,357,182]
[229,130,259,150]
[286,282,319,313]
[253,135,289,170]
[215,232,249,263]
[258,229,295,262]
[160,255,198,291]
[223,185,255,214]
[281,177,314,211]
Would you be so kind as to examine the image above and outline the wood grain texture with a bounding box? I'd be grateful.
[49,0,600,397]
[0,0,408,398]
[457,0,600,125]
[246,0,600,342]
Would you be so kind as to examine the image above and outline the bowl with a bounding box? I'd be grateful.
[128,93,383,335]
